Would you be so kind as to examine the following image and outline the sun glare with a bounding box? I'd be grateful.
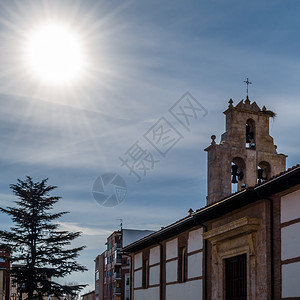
[25,22,85,85]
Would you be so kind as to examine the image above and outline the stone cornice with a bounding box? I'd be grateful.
[203,217,261,244]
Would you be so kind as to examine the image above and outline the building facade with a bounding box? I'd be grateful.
[105,230,123,300]
[96,229,154,300]
[95,252,105,300]
[122,98,300,300]
[0,249,10,300]
[82,291,95,300]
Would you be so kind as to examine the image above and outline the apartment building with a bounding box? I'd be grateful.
[96,229,153,300]
[0,249,10,300]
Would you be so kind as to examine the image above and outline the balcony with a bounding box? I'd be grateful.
[114,243,122,250]
[114,287,122,295]
[113,272,122,280]
[114,257,122,265]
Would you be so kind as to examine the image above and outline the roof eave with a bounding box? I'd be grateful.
[122,166,300,253]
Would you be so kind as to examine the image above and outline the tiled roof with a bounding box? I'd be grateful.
[253,164,300,188]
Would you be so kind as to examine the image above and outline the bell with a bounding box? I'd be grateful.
[231,175,238,184]
[231,164,238,175]
[246,135,251,143]
[238,171,244,181]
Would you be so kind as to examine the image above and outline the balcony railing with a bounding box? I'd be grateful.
[113,272,122,280]
[114,243,122,250]
[114,257,122,265]
[114,287,122,294]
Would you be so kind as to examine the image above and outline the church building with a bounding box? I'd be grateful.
[122,97,300,300]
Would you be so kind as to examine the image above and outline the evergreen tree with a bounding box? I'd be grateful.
[0,177,87,300]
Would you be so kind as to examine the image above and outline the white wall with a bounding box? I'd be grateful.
[166,260,177,283]
[188,252,202,279]
[282,261,300,298]
[166,279,202,300]
[281,189,300,298]
[281,189,300,223]
[150,246,160,265]
[134,269,143,288]
[133,228,204,299]
[188,228,203,253]
[149,265,160,286]
[134,287,159,300]
[134,252,143,270]
[281,222,300,260]
[166,238,178,260]
[123,229,154,247]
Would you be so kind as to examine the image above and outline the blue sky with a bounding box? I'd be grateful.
[0,0,300,293]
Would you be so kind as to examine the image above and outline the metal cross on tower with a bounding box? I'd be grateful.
[243,78,252,98]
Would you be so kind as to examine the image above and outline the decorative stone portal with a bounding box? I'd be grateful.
[203,217,261,300]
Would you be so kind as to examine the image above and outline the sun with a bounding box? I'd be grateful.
[24,22,85,85]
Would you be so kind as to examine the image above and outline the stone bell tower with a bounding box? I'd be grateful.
[205,97,286,205]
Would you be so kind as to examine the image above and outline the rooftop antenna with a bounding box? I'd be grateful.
[243,77,252,98]
[116,219,123,230]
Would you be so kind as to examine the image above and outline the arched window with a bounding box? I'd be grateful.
[246,119,256,149]
[178,246,187,283]
[142,258,149,288]
[257,161,271,183]
[231,157,246,193]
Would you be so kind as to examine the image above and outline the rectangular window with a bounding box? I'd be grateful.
[178,246,187,283]
[142,259,149,288]
[225,254,247,300]
[95,271,99,281]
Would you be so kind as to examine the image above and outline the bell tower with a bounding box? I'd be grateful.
[205,97,287,205]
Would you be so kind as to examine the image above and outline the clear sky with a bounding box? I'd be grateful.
[0,0,300,294]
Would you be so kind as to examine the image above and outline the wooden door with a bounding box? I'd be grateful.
[225,254,247,300]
